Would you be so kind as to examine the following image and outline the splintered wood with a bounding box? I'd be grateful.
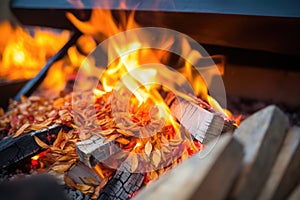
[169,95,236,143]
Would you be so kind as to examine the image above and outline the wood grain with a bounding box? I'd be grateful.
[133,134,243,200]
[231,105,289,200]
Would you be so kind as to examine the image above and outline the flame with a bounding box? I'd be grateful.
[68,8,231,133]
[63,6,239,188]
[30,150,49,169]
[0,21,77,93]
[31,155,40,161]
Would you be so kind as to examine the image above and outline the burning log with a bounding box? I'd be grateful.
[0,125,66,168]
[98,164,145,200]
[168,95,236,143]
[230,105,289,200]
[133,134,244,200]
[258,127,300,200]
[76,135,122,168]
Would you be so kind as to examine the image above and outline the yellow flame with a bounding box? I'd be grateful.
[0,22,73,93]
[68,8,232,133]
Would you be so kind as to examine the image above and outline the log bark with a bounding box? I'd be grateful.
[230,105,289,200]
[169,95,236,143]
[258,126,300,200]
[133,134,244,200]
[98,164,145,200]
[0,124,65,168]
[76,135,121,168]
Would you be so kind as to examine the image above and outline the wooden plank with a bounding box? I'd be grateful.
[258,127,300,200]
[76,135,121,168]
[133,134,244,200]
[169,96,236,143]
[0,124,65,168]
[230,105,289,200]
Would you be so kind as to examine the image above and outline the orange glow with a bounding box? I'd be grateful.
[31,155,40,161]
[133,141,143,151]
[0,21,76,93]
[68,8,236,156]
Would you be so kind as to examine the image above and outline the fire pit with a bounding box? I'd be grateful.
[1,1,300,200]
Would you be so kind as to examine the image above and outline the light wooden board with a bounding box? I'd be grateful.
[258,127,300,200]
[133,134,243,200]
[231,105,289,200]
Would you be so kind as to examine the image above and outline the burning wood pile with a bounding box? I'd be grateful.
[0,5,299,200]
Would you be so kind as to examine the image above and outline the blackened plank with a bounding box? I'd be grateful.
[0,125,67,168]
[98,165,145,200]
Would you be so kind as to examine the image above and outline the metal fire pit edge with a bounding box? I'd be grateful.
[10,0,300,56]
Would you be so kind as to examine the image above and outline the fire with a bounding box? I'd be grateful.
[30,150,49,169]
[68,6,235,179]
[0,21,77,93]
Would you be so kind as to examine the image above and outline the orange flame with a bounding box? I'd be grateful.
[0,21,77,93]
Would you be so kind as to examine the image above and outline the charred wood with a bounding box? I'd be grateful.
[0,125,67,168]
[76,135,122,168]
[98,164,145,200]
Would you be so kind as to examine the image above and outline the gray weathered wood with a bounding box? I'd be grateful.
[76,135,121,168]
[258,127,300,200]
[133,134,244,200]
[169,96,236,143]
[230,105,289,200]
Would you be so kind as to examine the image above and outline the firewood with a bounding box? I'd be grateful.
[98,163,145,200]
[169,95,236,143]
[66,161,102,185]
[133,134,244,200]
[76,135,121,168]
[230,105,289,200]
[258,127,300,200]
[0,124,65,168]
